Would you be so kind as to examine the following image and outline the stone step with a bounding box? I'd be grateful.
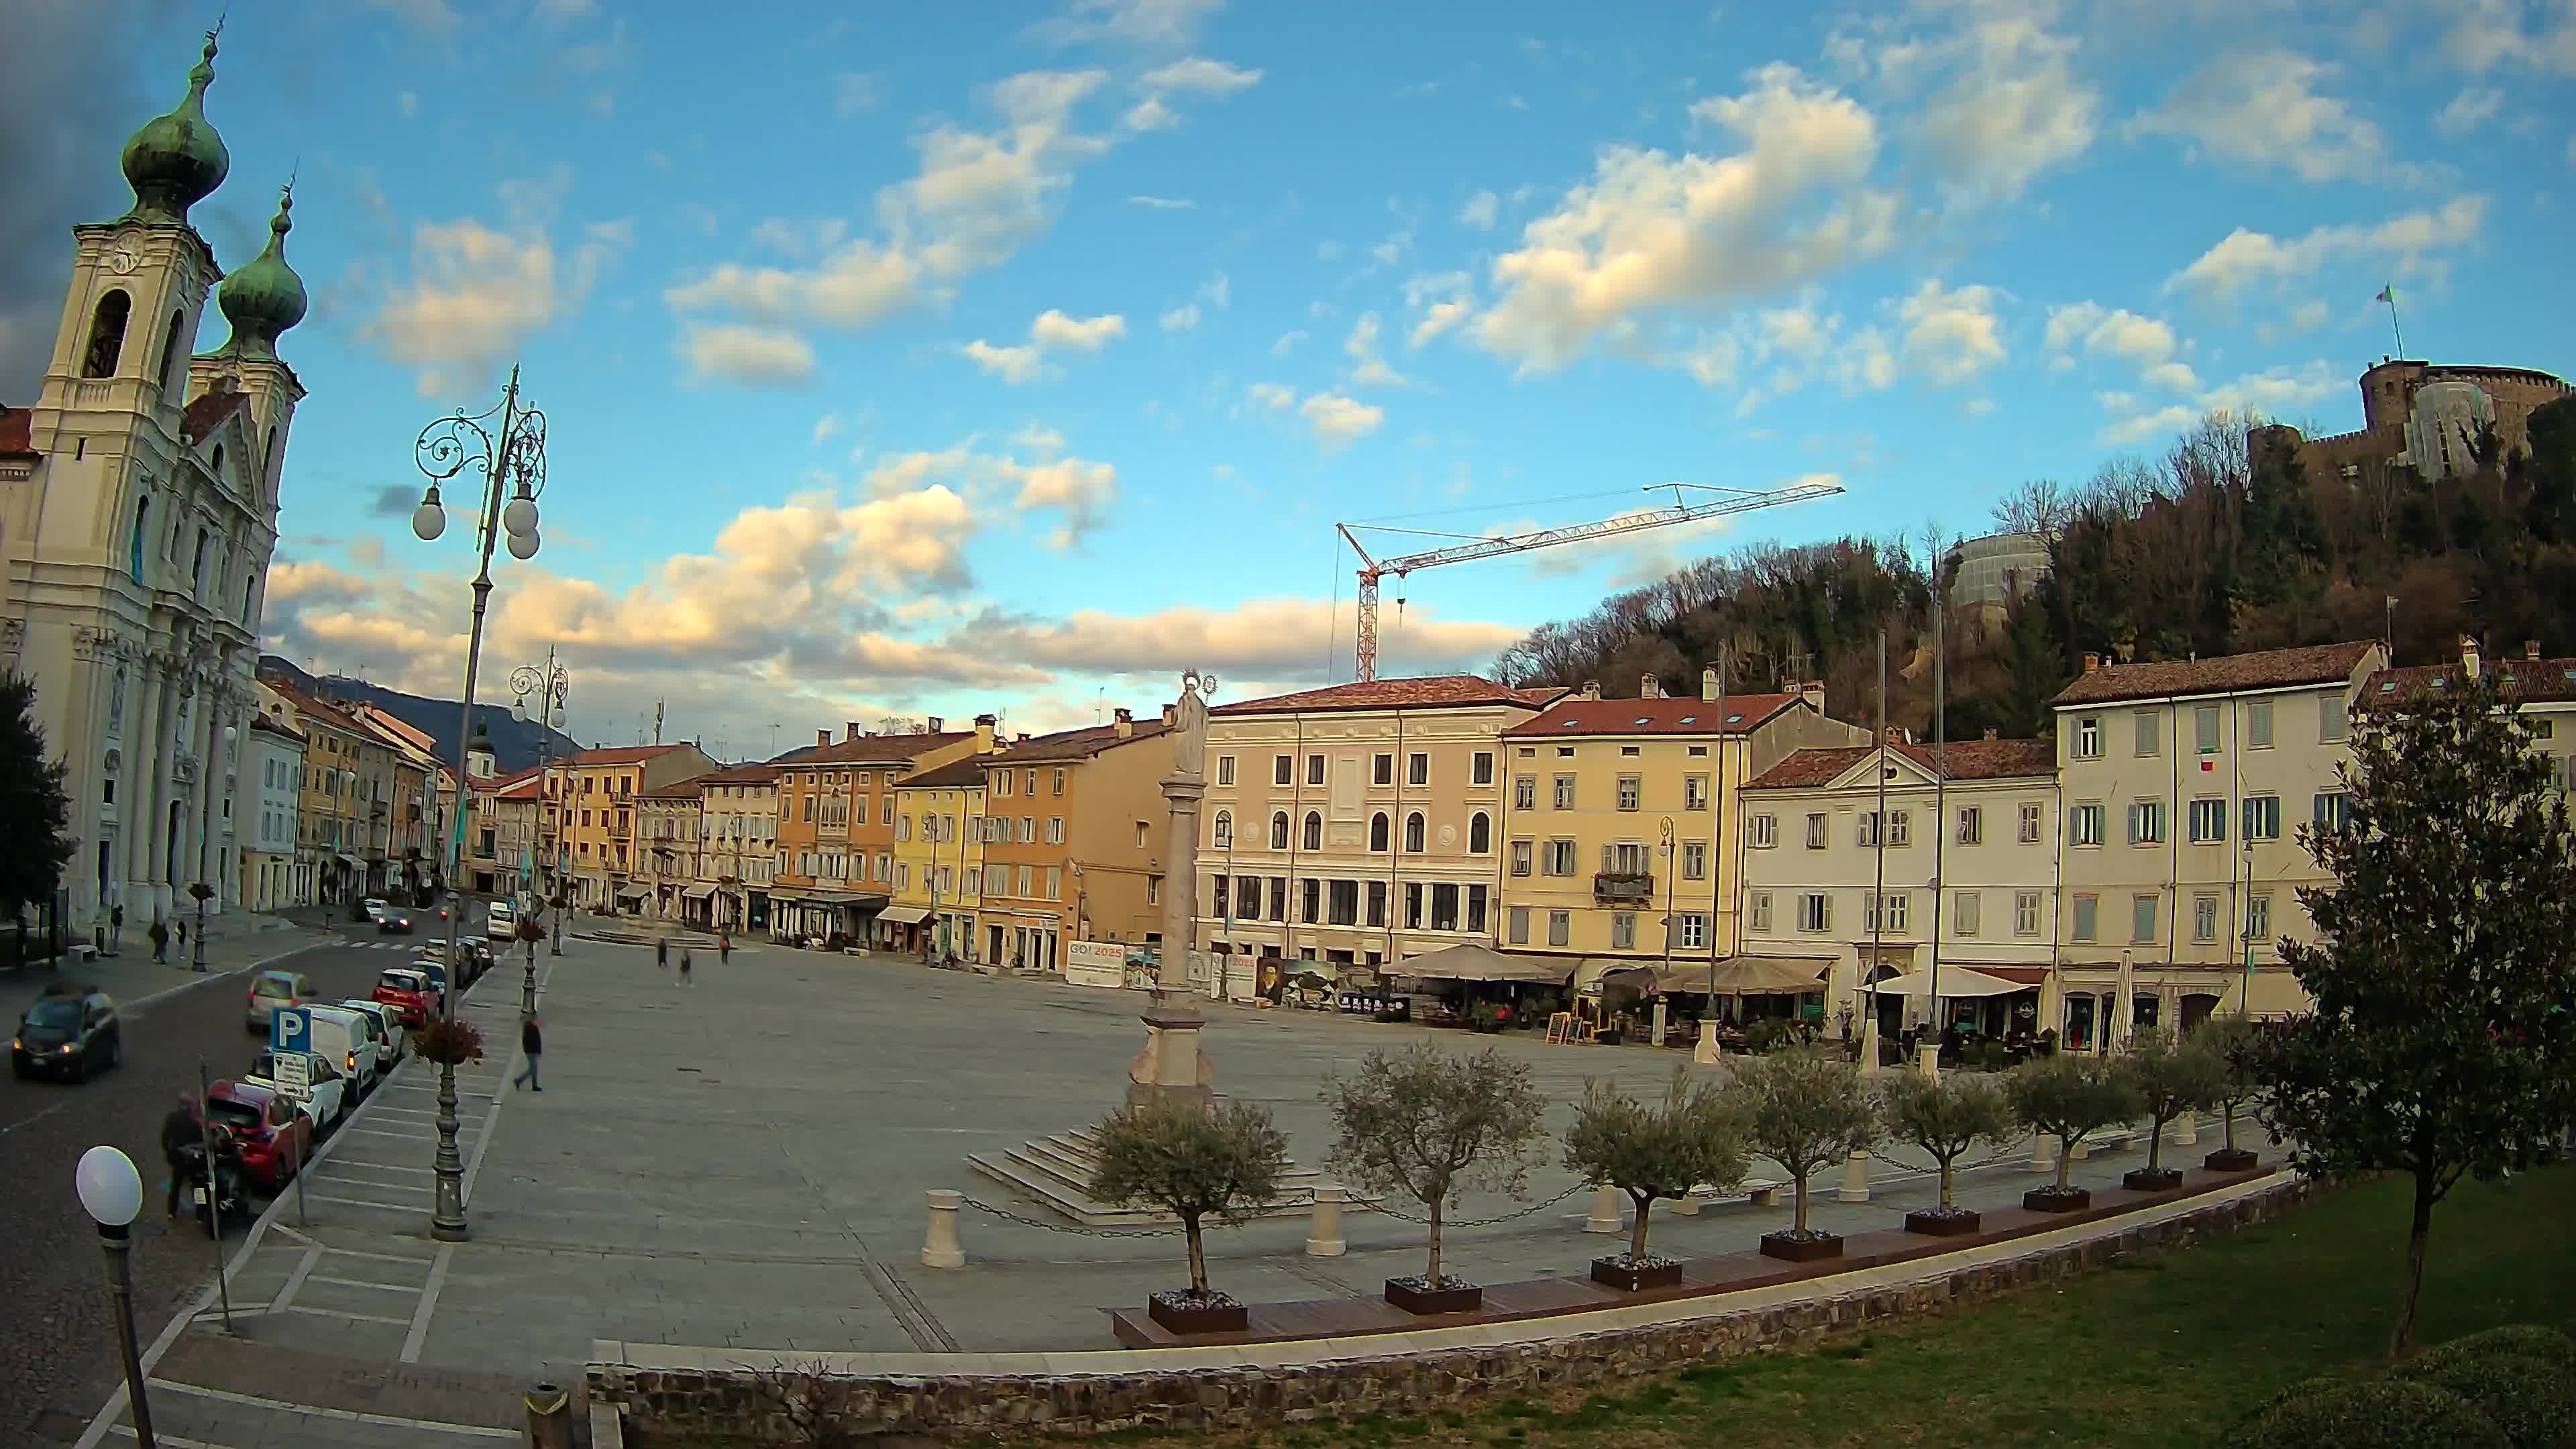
[967,1142,1375,1228]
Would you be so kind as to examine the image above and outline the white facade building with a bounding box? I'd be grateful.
[0,31,307,932]
[241,710,303,910]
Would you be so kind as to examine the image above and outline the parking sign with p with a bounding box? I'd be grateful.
[271,1005,312,1055]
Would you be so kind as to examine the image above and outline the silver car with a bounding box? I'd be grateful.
[244,969,316,1034]
[337,999,407,1077]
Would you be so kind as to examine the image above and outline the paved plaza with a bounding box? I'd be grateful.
[78,934,2276,1445]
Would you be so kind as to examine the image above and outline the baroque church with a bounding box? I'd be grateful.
[0,28,307,930]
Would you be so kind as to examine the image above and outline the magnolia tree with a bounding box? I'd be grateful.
[1322,1044,1547,1289]
[1878,1071,2015,1216]
[1727,1047,1880,1242]
[1562,1068,1749,1265]
[2257,669,2576,1358]
[2007,1053,2142,1197]
[1088,1099,1291,1305]
[2116,1026,2227,1179]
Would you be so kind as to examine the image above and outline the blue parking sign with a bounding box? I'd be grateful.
[271,1006,313,1055]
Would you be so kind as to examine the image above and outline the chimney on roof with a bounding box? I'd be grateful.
[974,713,997,751]
[2526,640,2543,661]
[2460,635,2481,681]
[1580,679,1601,701]
[1016,733,1030,745]
[2083,652,2101,674]
[926,716,944,733]
[816,729,830,747]
[1700,665,1719,703]
[847,721,865,741]
[1984,727,1998,741]
[1885,726,1906,745]
[1114,707,1135,739]
[1797,680,1825,712]
[1639,672,1662,699]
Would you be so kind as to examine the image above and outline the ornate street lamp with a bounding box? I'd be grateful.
[408,364,547,1242]
[510,651,571,968]
[76,1146,155,1448]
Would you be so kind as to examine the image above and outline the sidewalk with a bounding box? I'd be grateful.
[0,918,329,1024]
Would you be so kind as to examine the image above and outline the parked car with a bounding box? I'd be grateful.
[378,909,415,935]
[371,967,439,1027]
[11,985,121,1081]
[360,897,388,924]
[203,1079,313,1191]
[485,898,518,941]
[301,1004,384,1095]
[409,959,452,1000]
[244,969,319,1034]
[338,1000,407,1076]
[246,1049,350,1133]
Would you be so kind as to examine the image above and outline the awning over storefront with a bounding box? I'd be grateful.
[1398,943,1579,985]
[1601,955,1831,995]
[333,853,364,870]
[681,884,717,900]
[772,890,885,908]
[1872,965,2025,998]
[615,885,651,902]
[877,906,932,926]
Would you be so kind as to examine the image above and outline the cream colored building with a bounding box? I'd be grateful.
[1193,676,1562,979]
[1495,671,1866,989]
[638,775,708,920]
[2371,639,2576,794]
[2051,639,2387,1040]
[1739,736,2061,1037]
[692,763,780,934]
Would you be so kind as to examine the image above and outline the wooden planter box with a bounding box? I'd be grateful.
[1758,1230,1843,1263]
[1384,1277,1483,1315]
[1146,1291,1247,1334]
[2023,1186,2092,1213]
[1903,1207,1983,1237]
[2204,1148,2259,1173]
[1590,1255,1684,1291]
[2123,1167,2185,1193]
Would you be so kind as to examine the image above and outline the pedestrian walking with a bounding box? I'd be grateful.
[175,919,187,953]
[679,949,693,985]
[148,918,169,963]
[657,937,669,970]
[718,934,731,966]
[513,1014,544,1091]
[109,902,125,957]
[160,1093,201,1218]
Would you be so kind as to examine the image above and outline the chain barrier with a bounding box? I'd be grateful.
[955,1194,1191,1238]
[1367,1181,1589,1228]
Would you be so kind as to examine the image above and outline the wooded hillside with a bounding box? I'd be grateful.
[1489,396,2576,740]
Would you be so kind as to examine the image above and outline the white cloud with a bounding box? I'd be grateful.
[1299,392,1385,448]
[1246,382,1297,410]
[366,0,460,35]
[1128,194,1195,209]
[2129,52,2394,184]
[1910,10,2098,203]
[663,241,922,329]
[1027,0,1224,48]
[1270,329,1307,356]
[2041,301,2197,391]
[676,324,816,386]
[1199,271,1231,309]
[1343,312,1409,387]
[833,72,881,117]
[1122,97,1179,132]
[1457,190,1499,229]
[1894,280,2007,385]
[1370,229,1413,266]
[957,309,1128,382]
[2097,360,2338,445]
[1403,271,1475,348]
[1161,303,1201,332]
[812,413,845,446]
[1474,63,1897,373]
[1007,457,1118,549]
[2163,195,2489,299]
[368,198,631,396]
[2434,0,2576,76]
[1138,56,1263,95]
[859,437,1122,549]
[959,596,1522,682]
[2433,86,2502,137]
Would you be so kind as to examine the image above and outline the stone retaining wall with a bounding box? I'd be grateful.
[595,1178,2312,1444]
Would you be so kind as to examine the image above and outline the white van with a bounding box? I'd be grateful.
[486,898,517,942]
[301,1005,384,1097]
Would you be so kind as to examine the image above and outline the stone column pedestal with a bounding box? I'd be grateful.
[1838,1146,1871,1203]
[1915,1041,1941,1081]
[2029,1131,2057,1175]
[921,1189,965,1269]
[1582,1185,1623,1233]
[2175,1112,2198,1148]
[1693,1020,1721,1065]
[1304,1185,1346,1257]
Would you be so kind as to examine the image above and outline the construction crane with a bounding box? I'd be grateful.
[1336,480,1845,682]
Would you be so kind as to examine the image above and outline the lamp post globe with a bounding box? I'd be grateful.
[505,527,539,561]
[76,1146,142,1227]
[77,1146,155,1448]
[502,494,539,538]
[412,489,447,542]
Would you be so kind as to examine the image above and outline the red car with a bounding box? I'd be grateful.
[204,1079,313,1192]
[370,967,439,1028]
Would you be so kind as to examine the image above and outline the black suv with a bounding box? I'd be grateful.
[11,985,122,1081]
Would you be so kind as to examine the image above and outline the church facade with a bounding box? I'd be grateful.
[0,28,309,932]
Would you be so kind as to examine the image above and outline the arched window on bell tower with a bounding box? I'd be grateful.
[156,310,186,397]
[129,494,150,581]
[83,290,132,378]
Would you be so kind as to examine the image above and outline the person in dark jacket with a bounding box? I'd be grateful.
[656,937,668,970]
[148,918,169,963]
[160,1093,202,1218]
[512,1014,543,1091]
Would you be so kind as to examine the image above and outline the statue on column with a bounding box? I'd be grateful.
[1169,669,1215,781]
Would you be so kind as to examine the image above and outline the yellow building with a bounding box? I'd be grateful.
[559,743,717,910]
[1495,671,1866,989]
[888,748,996,959]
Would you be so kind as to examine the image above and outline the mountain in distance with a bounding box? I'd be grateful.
[257,655,580,776]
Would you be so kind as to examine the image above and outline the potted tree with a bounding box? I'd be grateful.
[2196,1016,2267,1172]
[2114,1026,2226,1191]
[1087,1099,1291,1334]
[1880,1070,2016,1236]
[1322,1044,1546,1314]
[2006,1053,2142,1212]
[1728,1048,1880,1262]
[1563,1069,1748,1289]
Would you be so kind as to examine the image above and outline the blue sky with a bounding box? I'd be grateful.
[10,0,2571,755]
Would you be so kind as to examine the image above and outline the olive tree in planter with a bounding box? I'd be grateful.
[2196,1016,2269,1172]
[1087,1099,1291,1334]
[2114,1026,2227,1191]
[1879,1070,2016,1236]
[2006,1053,2142,1212]
[1727,1048,1880,1262]
[1562,1068,1748,1290]
[1322,1044,1547,1314]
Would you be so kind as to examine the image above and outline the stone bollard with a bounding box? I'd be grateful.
[1668,1186,1701,1217]
[1837,1146,1870,1203]
[1305,1185,1347,1257]
[525,1381,574,1449]
[2176,1112,2198,1148]
[2029,1131,2057,1175]
[1694,1020,1722,1065]
[2071,1138,2091,1161]
[1583,1185,1624,1233]
[921,1189,966,1269]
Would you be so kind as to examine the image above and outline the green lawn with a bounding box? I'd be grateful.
[1076,1165,2576,1449]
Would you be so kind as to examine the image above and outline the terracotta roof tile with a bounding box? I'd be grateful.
[566,743,693,766]
[986,720,1171,763]
[2369,656,2576,706]
[0,405,36,458]
[246,712,304,743]
[771,731,971,768]
[638,777,710,800]
[696,763,782,785]
[900,757,994,790]
[180,390,250,444]
[1214,675,1561,716]
[1502,693,1802,738]
[262,680,367,737]
[1744,738,2057,791]
[2050,641,2380,707]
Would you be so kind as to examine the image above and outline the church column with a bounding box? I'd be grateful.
[124,658,168,914]
[150,663,189,919]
